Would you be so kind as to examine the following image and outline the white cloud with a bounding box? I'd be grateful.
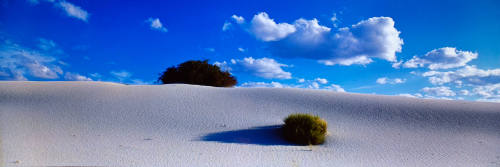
[146,18,168,32]
[110,70,132,81]
[89,73,102,79]
[237,47,246,52]
[392,60,403,69]
[28,0,89,22]
[376,77,388,84]
[325,84,345,92]
[322,17,402,65]
[376,77,405,84]
[239,81,286,88]
[26,62,62,79]
[64,72,92,81]
[315,78,328,84]
[477,98,500,103]
[460,89,470,96]
[235,13,403,66]
[330,13,338,27]
[0,38,64,80]
[222,22,232,31]
[108,70,148,84]
[213,61,232,72]
[398,93,421,98]
[297,78,346,92]
[309,82,320,89]
[421,86,456,96]
[394,78,405,84]
[472,83,500,98]
[422,65,500,85]
[57,1,89,22]
[250,12,296,41]
[403,47,477,70]
[224,57,292,79]
[239,80,346,92]
[231,15,245,24]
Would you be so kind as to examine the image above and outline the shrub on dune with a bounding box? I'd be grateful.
[283,113,327,145]
[158,60,237,87]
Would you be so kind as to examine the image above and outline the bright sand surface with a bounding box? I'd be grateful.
[1,81,500,166]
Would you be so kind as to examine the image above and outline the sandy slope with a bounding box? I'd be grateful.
[1,81,500,167]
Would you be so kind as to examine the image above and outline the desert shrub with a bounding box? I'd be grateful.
[158,60,237,87]
[283,113,327,145]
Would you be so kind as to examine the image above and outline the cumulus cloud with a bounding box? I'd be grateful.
[213,61,232,72]
[57,1,89,22]
[239,81,286,88]
[64,72,92,81]
[234,12,403,66]
[421,86,456,96]
[250,12,296,41]
[472,83,500,98]
[330,13,339,27]
[422,65,500,85]
[26,62,62,79]
[392,60,403,69]
[376,77,405,84]
[216,57,292,79]
[146,18,168,32]
[0,38,64,80]
[473,84,500,102]
[239,80,346,92]
[325,84,345,92]
[459,89,470,96]
[308,82,320,89]
[237,47,246,52]
[403,47,477,70]
[231,15,245,24]
[295,78,345,92]
[222,22,232,31]
[315,78,328,84]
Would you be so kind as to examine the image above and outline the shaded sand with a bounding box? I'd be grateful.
[1,81,500,166]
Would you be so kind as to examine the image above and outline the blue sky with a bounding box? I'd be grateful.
[1,0,500,102]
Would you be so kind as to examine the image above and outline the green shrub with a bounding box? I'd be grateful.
[158,60,237,87]
[283,113,327,145]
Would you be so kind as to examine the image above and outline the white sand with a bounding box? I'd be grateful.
[1,81,500,167]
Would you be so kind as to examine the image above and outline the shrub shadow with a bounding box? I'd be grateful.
[201,125,294,146]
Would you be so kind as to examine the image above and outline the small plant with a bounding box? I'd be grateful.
[283,113,327,145]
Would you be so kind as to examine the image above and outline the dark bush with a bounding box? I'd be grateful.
[158,60,237,87]
[283,113,327,145]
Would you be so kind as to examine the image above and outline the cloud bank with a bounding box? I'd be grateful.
[404,47,477,70]
[215,57,291,79]
[230,12,403,66]
[0,39,64,80]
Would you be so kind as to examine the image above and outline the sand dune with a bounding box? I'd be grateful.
[1,81,500,166]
